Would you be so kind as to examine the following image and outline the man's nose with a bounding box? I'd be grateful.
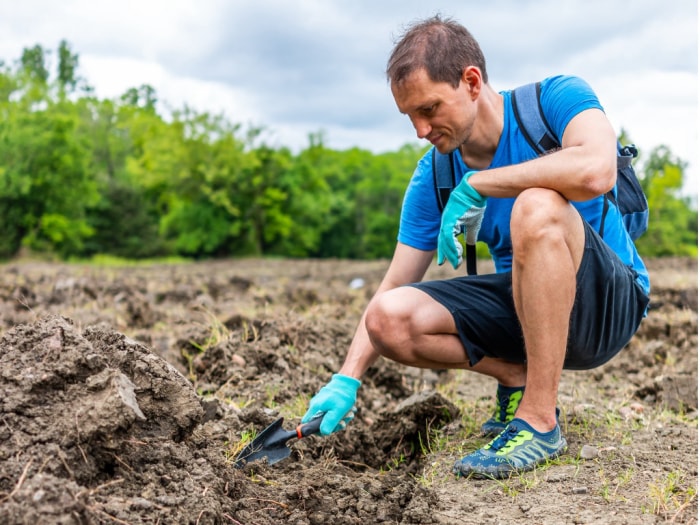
[412,117,431,139]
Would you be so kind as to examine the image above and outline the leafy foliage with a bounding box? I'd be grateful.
[0,42,696,262]
[635,145,697,256]
[0,99,98,257]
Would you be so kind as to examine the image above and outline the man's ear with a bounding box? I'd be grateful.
[462,66,482,99]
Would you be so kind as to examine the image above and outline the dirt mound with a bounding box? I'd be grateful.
[0,314,453,524]
[0,316,215,523]
[0,258,697,524]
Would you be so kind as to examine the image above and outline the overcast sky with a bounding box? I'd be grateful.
[1,0,697,194]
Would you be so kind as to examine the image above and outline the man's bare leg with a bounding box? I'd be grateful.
[365,286,527,384]
[510,188,585,432]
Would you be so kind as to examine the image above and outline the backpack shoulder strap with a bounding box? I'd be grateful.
[432,148,455,212]
[511,82,559,154]
[431,148,477,275]
[512,83,642,240]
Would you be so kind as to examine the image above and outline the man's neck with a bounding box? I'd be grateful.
[459,84,504,170]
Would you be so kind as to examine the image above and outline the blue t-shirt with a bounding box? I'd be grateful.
[398,75,649,294]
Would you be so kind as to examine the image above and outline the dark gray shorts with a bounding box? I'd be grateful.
[410,219,650,370]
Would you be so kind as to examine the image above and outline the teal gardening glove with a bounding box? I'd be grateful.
[302,374,361,436]
[437,171,487,269]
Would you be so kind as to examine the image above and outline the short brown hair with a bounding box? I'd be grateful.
[386,15,488,88]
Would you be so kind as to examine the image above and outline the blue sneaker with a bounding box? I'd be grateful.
[454,415,567,479]
[480,385,524,437]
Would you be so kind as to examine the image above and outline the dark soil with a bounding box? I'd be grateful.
[0,257,696,524]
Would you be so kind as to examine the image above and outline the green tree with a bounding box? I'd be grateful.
[65,88,168,258]
[121,84,158,112]
[354,144,424,258]
[57,39,80,95]
[0,60,18,103]
[635,145,697,256]
[266,142,333,257]
[0,101,98,257]
[302,138,362,258]
[16,44,49,105]
[126,106,255,257]
[230,143,294,256]
[20,44,49,84]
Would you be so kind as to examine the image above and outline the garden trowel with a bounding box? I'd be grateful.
[233,414,323,468]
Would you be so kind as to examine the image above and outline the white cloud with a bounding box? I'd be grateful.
[0,0,697,194]
[80,54,262,124]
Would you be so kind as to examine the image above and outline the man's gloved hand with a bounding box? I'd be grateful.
[437,171,487,269]
[302,374,361,436]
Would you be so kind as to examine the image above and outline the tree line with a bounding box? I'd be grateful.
[0,41,696,262]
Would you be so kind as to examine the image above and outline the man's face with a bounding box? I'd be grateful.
[391,68,475,154]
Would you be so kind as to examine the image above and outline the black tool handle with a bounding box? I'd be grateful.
[295,413,323,439]
[466,243,477,275]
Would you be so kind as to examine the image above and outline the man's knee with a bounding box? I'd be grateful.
[365,292,411,359]
[510,188,578,251]
[512,188,567,229]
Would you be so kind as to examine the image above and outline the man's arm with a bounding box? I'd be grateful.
[338,241,435,379]
[469,108,618,201]
[302,242,434,435]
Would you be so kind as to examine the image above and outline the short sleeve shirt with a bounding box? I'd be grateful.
[397,75,649,294]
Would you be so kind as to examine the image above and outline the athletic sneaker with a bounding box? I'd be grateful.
[454,415,567,479]
[480,385,524,437]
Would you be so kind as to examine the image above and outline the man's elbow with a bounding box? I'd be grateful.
[583,155,617,197]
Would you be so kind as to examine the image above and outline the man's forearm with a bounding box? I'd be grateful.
[338,307,382,379]
[470,109,617,201]
[337,243,434,379]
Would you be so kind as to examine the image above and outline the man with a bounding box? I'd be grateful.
[302,15,649,479]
